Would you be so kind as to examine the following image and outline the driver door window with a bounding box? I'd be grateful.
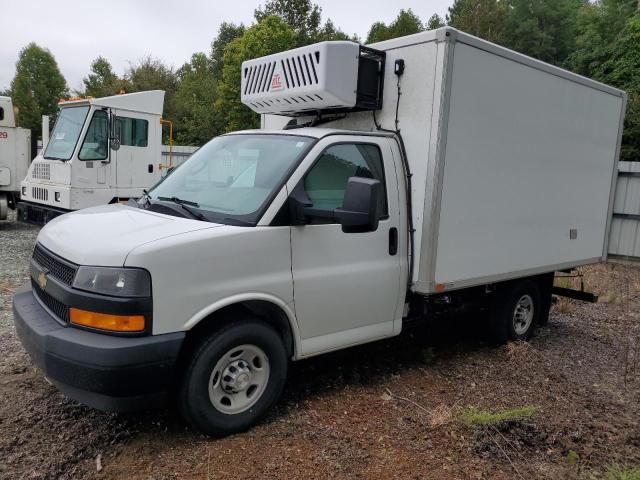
[78,110,108,160]
[303,143,388,222]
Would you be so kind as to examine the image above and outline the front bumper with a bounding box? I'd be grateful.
[17,201,69,226]
[13,286,185,412]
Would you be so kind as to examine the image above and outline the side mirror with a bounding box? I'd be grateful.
[335,177,381,233]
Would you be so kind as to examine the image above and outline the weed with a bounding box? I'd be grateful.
[604,464,640,480]
[427,403,455,428]
[565,449,579,465]
[556,298,576,314]
[462,406,537,426]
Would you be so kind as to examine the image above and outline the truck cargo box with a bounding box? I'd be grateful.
[264,28,626,295]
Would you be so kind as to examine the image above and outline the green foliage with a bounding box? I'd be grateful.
[446,0,511,44]
[174,53,217,145]
[9,43,68,134]
[427,14,446,30]
[83,57,124,98]
[216,16,297,132]
[366,9,424,43]
[567,6,640,161]
[565,449,580,465]
[462,406,537,425]
[605,464,640,480]
[211,22,246,81]
[503,0,584,65]
[255,0,352,44]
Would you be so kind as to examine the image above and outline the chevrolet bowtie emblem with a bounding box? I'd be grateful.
[37,271,48,290]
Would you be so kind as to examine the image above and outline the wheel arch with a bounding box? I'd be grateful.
[181,294,301,360]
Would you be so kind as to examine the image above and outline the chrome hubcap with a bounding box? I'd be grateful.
[208,344,270,414]
[513,294,534,335]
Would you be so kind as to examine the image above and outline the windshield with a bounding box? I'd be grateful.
[43,106,90,160]
[148,134,314,223]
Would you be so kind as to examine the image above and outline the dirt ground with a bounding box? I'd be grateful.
[1,210,639,480]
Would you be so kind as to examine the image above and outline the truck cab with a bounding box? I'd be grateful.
[0,96,32,220]
[18,90,165,225]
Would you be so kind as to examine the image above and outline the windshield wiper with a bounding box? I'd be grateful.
[157,196,207,221]
[140,189,152,208]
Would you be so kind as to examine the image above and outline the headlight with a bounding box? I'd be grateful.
[21,186,27,196]
[54,192,61,202]
[73,266,151,297]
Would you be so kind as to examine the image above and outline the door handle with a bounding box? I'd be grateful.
[148,164,154,173]
[389,227,398,256]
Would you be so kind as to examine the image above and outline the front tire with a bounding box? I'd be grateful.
[179,320,288,437]
[489,280,541,343]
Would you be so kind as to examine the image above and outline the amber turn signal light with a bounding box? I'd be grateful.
[69,308,145,332]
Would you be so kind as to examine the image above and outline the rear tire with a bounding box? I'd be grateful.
[179,319,288,437]
[489,279,541,343]
[0,194,7,220]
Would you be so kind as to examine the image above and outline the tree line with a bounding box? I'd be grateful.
[3,0,639,161]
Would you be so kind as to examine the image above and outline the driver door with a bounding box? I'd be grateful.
[287,136,404,357]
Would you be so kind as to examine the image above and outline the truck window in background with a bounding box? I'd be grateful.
[0,107,4,121]
[43,106,90,161]
[78,110,109,161]
[115,117,148,147]
[303,143,388,222]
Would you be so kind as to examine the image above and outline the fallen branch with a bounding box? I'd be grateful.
[487,430,524,480]
[384,388,429,414]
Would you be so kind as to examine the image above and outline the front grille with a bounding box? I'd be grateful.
[32,187,48,201]
[32,244,77,286]
[32,279,69,323]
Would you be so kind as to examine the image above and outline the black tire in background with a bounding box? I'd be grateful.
[489,279,542,343]
[179,319,288,437]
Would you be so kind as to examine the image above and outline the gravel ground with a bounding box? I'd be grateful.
[1,209,639,479]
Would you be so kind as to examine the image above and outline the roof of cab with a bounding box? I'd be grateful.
[58,90,165,116]
[226,127,395,139]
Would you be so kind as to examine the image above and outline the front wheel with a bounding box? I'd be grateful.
[489,279,541,343]
[179,320,288,437]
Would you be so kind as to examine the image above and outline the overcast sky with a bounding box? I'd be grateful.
[1,0,452,93]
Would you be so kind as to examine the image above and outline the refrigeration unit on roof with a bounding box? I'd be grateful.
[240,41,385,116]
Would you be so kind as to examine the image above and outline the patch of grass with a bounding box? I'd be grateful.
[605,465,640,480]
[462,406,537,426]
[565,449,579,465]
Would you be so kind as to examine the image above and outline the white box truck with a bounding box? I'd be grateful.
[0,96,33,220]
[17,90,166,225]
[13,28,625,437]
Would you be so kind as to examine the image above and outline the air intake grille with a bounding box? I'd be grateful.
[32,187,48,201]
[32,243,78,286]
[32,163,51,180]
[32,279,69,323]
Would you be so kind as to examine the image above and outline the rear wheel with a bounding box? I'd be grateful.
[0,194,7,220]
[179,320,288,437]
[489,279,541,343]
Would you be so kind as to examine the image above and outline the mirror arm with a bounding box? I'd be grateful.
[288,183,312,226]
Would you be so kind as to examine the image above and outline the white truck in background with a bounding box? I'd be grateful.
[0,96,34,220]
[18,90,166,225]
[13,28,625,437]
